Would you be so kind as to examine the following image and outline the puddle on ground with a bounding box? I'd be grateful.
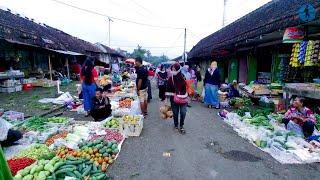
[205,141,261,162]
[221,150,261,162]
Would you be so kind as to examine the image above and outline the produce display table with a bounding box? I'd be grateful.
[2,79,144,179]
[283,83,320,108]
[223,112,320,164]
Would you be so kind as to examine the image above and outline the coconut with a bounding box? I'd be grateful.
[166,111,173,118]
[161,114,167,119]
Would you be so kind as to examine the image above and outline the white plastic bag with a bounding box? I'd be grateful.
[0,118,13,141]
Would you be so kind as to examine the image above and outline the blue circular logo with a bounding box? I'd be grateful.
[298,4,316,22]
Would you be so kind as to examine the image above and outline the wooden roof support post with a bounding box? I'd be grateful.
[48,55,52,81]
[66,57,70,80]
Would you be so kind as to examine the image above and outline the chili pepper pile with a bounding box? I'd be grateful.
[7,157,35,176]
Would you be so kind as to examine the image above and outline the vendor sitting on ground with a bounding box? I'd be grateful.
[0,112,22,147]
[228,80,240,98]
[283,97,316,138]
[91,88,112,121]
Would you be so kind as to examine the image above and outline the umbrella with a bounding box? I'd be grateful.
[125,58,135,64]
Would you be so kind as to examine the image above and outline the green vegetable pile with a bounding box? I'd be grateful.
[243,115,274,131]
[234,107,273,118]
[234,107,251,117]
[14,157,62,180]
[250,108,273,117]
[229,97,252,107]
[15,144,52,160]
[50,156,108,180]
[315,114,320,130]
[48,117,68,124]
[17,116,48,132]
[104,118,120,129]
[269,113,284,123]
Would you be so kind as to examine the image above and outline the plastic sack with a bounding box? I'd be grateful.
[53,92,73,104]
[0,118,12,141]
[130,99,142,115]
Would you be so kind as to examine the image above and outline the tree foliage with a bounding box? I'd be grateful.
[129,45,169,66]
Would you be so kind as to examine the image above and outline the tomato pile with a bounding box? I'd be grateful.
[7,157,35,176]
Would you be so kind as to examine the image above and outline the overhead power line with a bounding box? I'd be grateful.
[131,0,154,15]
[49,0,184,29]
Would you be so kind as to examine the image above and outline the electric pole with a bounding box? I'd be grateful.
[222,0,227,27]
[108,17,113,47]
[183,28,186,65]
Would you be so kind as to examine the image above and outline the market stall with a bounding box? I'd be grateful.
[219,104,320,164]
[2,74,144,179]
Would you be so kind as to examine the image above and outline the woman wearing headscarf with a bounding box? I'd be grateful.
[204,61,221,109]
[166,63,188,134]
[181,65,193,107]
[157,64,167,101]
[80,58,98,116]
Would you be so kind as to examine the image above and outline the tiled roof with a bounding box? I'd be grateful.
[188,0,320,59]
[0,8,101,54]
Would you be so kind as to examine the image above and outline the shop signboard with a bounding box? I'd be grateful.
[283,27,304,43]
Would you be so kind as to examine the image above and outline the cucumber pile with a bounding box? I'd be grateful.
[48,156,108,180]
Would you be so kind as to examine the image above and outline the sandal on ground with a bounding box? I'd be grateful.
[85,111,90,117]
[180,127,186,134]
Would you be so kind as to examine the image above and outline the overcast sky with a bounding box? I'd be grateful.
[0,0,271,58]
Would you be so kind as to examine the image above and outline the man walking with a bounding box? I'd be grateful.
[135,57,149,117]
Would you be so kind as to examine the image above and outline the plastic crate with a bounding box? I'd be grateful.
[1,87,16,93]
[15,85,22,92]
[119,115,143,137]
[1,80,15,87]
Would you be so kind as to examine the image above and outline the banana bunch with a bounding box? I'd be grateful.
[290,43,301,67]
[304,40,314,66]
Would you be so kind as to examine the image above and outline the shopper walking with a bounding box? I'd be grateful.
[181,65,193,107]
[135,57,149,117]
[147,67,155,103]
[195,65,202,92]
[157,64,167,101]
[166,63,188,134]
[80,58,98,116]
[204,61,221,109]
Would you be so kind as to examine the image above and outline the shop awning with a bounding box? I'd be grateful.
[48,49,84,56]
[3,38,40,48]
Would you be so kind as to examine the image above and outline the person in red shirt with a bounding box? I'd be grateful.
[147,67,155,103]
[71,62,81,75]
[80,58,98,116]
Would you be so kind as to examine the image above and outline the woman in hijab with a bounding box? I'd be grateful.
[80,58,98,116]
[204,61,221,109]
[157,64,167,101]
[166,63,187,134]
